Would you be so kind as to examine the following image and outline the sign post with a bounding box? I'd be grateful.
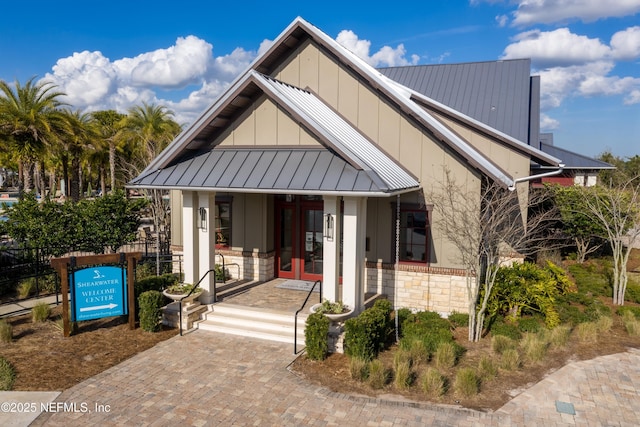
[51,252,142,337]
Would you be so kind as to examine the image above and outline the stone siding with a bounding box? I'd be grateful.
[365,261,473,316]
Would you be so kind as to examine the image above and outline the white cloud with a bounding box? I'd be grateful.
[42,36,256,122]
[540,113,560,131]
[496,15,509,27]
[511,0,640,26]
[610,26,640,59]
[116,36,213,88]
[336,30,419,67]
[502,28,611,67]
[501,26,640,110]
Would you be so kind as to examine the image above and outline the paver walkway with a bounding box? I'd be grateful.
[27,330,640,426]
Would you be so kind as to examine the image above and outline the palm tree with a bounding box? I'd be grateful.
[0,78,66,195]
[58,109,99,202]
[121,103,182,273]
[91,110,126,193]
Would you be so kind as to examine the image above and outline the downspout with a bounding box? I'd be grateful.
[507,164,565,191]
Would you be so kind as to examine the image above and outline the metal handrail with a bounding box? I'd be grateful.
[293,279,322,355]
[178,268,217,336]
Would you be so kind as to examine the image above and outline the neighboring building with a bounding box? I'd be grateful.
[129,17,564,315]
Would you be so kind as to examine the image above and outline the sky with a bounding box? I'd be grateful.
[1,0,639,159]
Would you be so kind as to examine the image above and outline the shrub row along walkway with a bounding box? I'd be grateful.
[29,330,640,426]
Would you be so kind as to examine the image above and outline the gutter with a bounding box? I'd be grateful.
[507,164,565,191]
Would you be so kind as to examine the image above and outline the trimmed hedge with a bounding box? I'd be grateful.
[138,290,164,332]
[344,299,393,361]
[305,312,330,360]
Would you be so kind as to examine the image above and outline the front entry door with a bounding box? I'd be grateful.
[275,197,323,281]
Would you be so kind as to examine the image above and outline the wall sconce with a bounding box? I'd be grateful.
[323,213,334,240]
[199,207,207,230]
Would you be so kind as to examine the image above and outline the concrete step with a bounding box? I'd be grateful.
[196,303,307,345]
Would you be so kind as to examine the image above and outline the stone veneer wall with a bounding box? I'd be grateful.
[169,246,275,282]
[215,249,275,282]
[365,261,473,315]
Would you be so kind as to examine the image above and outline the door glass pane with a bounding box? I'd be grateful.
[280,208,293,272]
[304,209,323,275]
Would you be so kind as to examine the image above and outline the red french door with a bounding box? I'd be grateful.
[275,197,324,281]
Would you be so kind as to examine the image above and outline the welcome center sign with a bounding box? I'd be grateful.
[71,266,127,322]
[51,253,141,336]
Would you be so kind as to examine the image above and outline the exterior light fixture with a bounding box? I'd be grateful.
[324,213,334,240]
[199,207,207,230]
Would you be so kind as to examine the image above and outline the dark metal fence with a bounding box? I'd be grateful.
[0,237,177,305]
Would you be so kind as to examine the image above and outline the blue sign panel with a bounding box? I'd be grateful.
[71,266,127,321]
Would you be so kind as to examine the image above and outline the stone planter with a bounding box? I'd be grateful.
[162,289,203,305]
[309,303,354,322]
[161,289,205,330]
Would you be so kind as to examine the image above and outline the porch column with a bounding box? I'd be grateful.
[322,195,341,302]
[342,196,367,313]
[197,191,216,304]
[182,191,198,284]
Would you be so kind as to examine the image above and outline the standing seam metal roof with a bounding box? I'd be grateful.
[256,72,419,192]
[128,147,408,195]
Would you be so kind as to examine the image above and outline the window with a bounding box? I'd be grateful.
[215,197,231,248]
[397,204,430,264]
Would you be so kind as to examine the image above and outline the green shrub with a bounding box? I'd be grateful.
[487,262,567,328]
[500,349,521,371]
[478,356,498,380]
[0,320,12,344]
[304,312,330,361]
[135,273,179,297]
[517,317,542,333]
[395,308,412,336]
[368,359,389,389]
[625,283,640,304]
[349,356,369,381]
[453,368,479,397]
[0,356,16,390]
[31,302,51,322]
[400,311,455,355]
[567,262,612,298]
[434,342,457,369]
[489,318,522,340]
[393,360,413,390]
[138,290,164,332]
[421,367,446,398]
[491,335,516,355]
[447,311,469,328]
[344,302,392,361]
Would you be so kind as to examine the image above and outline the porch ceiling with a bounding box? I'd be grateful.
[128,147,417,196]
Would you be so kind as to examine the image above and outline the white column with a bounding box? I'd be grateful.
[197,191,216,303]
[342,196,367,313]
[322,196,341,302]
[182,191,198,284]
